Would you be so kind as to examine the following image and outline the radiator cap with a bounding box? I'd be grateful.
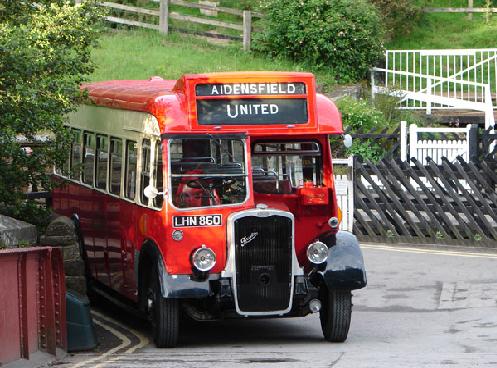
[256,203,268,210]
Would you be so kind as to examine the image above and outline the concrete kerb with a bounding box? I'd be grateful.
[361,242,497,258]
[3,350,66,368]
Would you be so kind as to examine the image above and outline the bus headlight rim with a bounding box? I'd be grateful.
[191,246,216,272]
[306,241,328,265]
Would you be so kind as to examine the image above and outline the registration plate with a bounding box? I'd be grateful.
[173,215,222,227]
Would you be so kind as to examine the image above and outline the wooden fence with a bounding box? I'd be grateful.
[330,125,402,160]
[76,0,260,50]
[424,0,496,19]
[353,155,497,246]
[482,125,497,159]
[425,7,497,13]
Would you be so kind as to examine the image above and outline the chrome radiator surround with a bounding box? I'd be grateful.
[221,207,303,316]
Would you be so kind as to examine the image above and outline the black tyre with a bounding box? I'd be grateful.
[319,289,352,342]
[147,265,179,348]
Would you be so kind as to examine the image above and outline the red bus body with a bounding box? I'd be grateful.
[52,72,366,346]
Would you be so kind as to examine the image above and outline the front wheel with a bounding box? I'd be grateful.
[147,265,179,348]
[319,289,352,342]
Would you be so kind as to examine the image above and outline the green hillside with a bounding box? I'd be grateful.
[90,30,335,89]
[90,1,497,87]
[387,12,497,49]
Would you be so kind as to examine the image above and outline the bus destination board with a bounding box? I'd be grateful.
[196,82,308,126]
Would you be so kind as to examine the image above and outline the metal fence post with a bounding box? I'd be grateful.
[400,121,408,162]
[426,78,432,115]
[159,0,169,34]
[243,10,252,51]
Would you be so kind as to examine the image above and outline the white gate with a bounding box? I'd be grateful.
[399,121,475,192]
[333,157,354,232]
[400,121,473,165]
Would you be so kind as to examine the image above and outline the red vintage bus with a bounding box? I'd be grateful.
[52,72,366,347]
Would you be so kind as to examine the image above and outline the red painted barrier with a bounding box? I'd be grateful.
[0,247,67,365]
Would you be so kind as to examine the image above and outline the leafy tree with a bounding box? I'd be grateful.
[370,0,421,40]
[253,0,385,83]
[0,1,102,227]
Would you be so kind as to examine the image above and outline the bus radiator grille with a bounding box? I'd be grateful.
[234,215,293,313]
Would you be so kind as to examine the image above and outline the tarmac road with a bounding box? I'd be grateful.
[54,243,497,368]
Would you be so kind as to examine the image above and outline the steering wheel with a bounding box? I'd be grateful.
[187,177,235,190]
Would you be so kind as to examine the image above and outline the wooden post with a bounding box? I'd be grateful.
[243,10,252,51]
[468,0,473,20]
[486,0,491,24]
[159,0,169,35]
[468,124,479,162]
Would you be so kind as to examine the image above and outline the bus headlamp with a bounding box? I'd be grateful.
[306,241,328,265]
[191,246,216,272]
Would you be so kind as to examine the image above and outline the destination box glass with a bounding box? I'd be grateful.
[196,98,308,125]
[196,82,306,97]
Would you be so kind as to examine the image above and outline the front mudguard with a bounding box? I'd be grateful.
[136,244,212,300]
[317,231,367,290]
[156,257,212,299]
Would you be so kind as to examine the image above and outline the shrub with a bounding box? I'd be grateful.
[332,95,427,161]
[0,1,102,228]
[334,97,389,161]
[338,97,388,132]
[253,0,385,83]
[370,0,421,40]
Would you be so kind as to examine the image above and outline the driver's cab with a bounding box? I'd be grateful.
[169,136,248,209]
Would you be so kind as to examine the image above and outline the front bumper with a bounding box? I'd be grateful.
[159,272,319,318]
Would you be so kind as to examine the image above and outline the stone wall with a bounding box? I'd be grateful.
[0,214,37,248]
[41,216,87,296]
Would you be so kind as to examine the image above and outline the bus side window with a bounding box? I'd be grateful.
[96,135,109,190]
[140,139,151,205]
[153,141,164,208]
[70,129,82,181]
[125,140,137,200]
[82,132,96,186]
[109,138,122,195]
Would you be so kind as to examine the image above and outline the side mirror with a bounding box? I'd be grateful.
[144,185,159,200]
[343,134,353,149]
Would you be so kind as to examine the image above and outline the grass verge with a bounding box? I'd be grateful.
[90,29,336,90]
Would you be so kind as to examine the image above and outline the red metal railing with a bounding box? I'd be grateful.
[0,247,67,365]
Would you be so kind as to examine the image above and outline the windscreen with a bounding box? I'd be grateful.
[169,137,247,208]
